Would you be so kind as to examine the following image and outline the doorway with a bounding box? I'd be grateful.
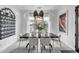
[75,6,79,52]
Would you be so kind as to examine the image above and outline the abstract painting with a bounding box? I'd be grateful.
[59,13,67,33]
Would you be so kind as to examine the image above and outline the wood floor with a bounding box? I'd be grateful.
[1,40,76,53]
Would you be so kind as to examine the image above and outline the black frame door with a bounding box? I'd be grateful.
[75,6,79,52]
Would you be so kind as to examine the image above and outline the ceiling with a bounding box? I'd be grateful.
[12,5,64,11]
[0,5,75,11]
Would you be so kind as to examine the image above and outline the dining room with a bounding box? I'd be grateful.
[0,5,76,53]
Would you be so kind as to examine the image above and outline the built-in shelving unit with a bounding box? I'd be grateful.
[0,8,15,40]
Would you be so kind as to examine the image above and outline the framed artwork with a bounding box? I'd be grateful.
[59,12,68,33]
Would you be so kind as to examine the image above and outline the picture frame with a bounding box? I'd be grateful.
[59,11,68,34]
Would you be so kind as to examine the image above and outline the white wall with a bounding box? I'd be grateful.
[0,6,20,52]
[0,5,76,52]
[18,10,28,34]
[58,5,75,50]
[50,10,59,34]
[50,5,75,50]
[18,6,76,50]
[15,9,29,41]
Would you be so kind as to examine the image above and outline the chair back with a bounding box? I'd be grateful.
[30,32,36,37]
[19,33,29,41]
[26,33,29,37]
[29,38,38,46]
[40,38,51,46]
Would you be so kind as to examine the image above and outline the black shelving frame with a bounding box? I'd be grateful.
[0,8,15,40]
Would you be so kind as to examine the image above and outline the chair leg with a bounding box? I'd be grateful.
[49,49,51,53]
[33,45,35,49]
[49,46,51,53]
[41,49,42,53]
[41,46,45,53]
[19,40,20,47]
[49,44,52,53]
[58,37,62,52]
[28,49,30,53]
[28,45,30,53]
[59,40,62,49]
[19,40,21,47]
[53,40,54,52]
[20,40,23,47]
[26,43,29,48]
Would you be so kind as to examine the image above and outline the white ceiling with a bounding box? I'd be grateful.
[12,5,64,11]
[0,5,75,11]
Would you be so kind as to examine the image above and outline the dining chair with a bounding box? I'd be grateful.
[50,33,61,51]
[19,33,29,47]
[27,33,38,53]
[54,35,61,49]
[28,38,38,53]
[40,36,53,53]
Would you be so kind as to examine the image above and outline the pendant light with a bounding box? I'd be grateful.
[33,10,44,21]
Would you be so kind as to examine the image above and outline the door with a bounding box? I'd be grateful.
[75,6,79,52]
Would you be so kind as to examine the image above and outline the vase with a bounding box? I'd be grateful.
[38,30,41,38]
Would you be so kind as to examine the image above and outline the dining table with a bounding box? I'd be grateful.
[20,33,59,53]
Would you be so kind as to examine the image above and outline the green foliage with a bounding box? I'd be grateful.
[35,23,48,30]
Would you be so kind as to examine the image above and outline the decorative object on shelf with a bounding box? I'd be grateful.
[0,7,16,40]
[59,11,68,33]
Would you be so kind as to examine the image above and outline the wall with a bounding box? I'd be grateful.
[0,6,20,52]
[27,10,50,34]
[49,9,59,34]
[0,5,76,52]
[50,5,75,50]
[19,6,76,50]
[18,10,28,34]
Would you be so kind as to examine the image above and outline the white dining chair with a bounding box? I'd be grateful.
[19,33,29,47]
[40,37,53,53]
[28,38,38,53]
[50,33,61,51]
[27,32,38,53]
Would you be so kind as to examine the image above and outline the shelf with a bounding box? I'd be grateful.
[0,8,16,40]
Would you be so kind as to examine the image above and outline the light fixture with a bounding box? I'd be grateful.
[37,7,42,9]
[33,10,38,17]
[33,10,44,21]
